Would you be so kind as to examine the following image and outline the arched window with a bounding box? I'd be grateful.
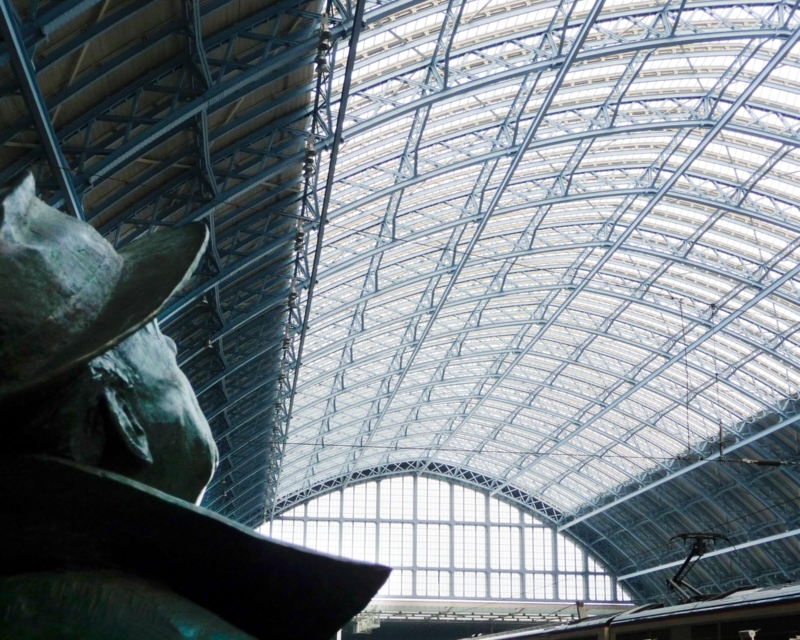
[261,477,632,602]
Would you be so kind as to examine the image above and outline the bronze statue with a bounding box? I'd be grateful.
[0,173,208,404]
[0,174,390,638]
[4,320,218,502]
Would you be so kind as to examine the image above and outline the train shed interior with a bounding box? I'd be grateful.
[4,0,800,636]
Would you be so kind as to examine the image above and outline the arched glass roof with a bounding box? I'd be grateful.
[277,0,800,527]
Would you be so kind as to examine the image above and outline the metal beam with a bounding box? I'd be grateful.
[323,151,800,254]
[346,0,790,103]
[301,270,799,387]
[0,0,83,219]
[31,0,415,199]
[0,0,108,66]
[494,252,800,494]
[93,96,314,234]
[344,29,791,141]
[74,41,314,190]
[158,136,800,327]
[270,0,369,514]
[292,327,770,431]
[320,160,800,293]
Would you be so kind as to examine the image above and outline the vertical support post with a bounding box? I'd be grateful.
[485,491,491,597]
[338,486,343,557]
[302,503,307,547]
[583,541,589,602]
[552,523,560,601]
[612,574,618,602]
[412,474,418,597]
[0,0,83,220]
[449,481,455,598]
[375,480,381,566]
[519,512,526,598]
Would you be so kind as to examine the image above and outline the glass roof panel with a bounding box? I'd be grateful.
[276,0,800,520]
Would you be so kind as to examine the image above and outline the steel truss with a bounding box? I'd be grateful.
[0,0,326,525]
[282,0,800,490]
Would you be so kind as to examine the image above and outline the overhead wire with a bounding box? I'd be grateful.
[608,493,800,573]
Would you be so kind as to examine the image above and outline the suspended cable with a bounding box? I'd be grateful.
[678,298,692,457]
[711,303,726,461]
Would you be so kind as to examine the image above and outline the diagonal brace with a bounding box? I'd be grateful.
[0,0,83,219]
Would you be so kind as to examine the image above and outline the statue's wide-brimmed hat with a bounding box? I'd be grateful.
[0,455,390,639]
[0,174,208,402]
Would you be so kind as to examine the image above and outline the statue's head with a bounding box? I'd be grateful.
[0,176,390,640]
[5,321,218,503]
[0,174,217,503]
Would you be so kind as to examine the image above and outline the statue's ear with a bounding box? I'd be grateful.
[99,386,153,465]
[0,173,35,229]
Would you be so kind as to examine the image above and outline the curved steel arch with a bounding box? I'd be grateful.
[274,460,564,521]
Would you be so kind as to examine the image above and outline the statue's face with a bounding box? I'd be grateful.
[6,321,218,504]
[90,322,218,503]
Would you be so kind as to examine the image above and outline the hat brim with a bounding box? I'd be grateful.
[0,455,391,639]
[2,224,208,400]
